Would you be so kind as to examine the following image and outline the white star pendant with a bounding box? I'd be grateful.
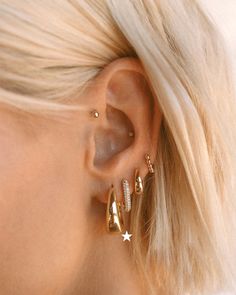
[122,231,132,242]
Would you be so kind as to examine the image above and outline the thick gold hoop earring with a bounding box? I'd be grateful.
[134,168,144,196]
[106,184,124,233]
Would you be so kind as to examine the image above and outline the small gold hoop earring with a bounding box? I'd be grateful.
[106,184,124,233]
[145,153,155,173]
[134,168,144,196]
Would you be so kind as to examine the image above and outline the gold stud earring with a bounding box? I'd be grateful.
[134,168,144,196]
[106,184,124,233]
[145,153,155,174]
[90,109,99,118]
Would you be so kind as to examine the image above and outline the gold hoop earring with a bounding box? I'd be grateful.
[106,184,124,233]
[145,153,155,173]
[122,179,131,212]
[134,168,144,196]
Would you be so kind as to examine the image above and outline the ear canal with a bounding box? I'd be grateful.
[106,185,124,233]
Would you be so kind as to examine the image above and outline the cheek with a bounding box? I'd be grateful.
[0,134,88,294]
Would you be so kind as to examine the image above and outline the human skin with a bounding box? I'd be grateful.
[0,58,162,295]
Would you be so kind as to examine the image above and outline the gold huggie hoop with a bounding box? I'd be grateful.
[145,153,155,173]
[106,184,124,233]
[134,168,144,196]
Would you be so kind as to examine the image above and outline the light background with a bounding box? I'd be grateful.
[204,0,236,83]
[200,1,236,295]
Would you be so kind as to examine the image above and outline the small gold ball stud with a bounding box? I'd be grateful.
[91,109,99,118]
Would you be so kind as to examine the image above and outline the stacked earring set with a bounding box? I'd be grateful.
[91,109,155,240]
[106,155,154,238]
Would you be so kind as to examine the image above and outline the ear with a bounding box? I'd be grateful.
[84,57,162,203]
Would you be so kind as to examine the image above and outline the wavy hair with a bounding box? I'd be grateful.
[0,0,236,294]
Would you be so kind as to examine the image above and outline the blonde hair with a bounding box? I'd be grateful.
[1,0,236,294]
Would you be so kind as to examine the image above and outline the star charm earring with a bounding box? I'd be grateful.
[122,231,132,242]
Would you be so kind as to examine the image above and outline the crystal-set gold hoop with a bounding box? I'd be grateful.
[122,179,131,212]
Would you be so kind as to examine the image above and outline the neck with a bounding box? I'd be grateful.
[68,201,145,295]
[80,234,145,295]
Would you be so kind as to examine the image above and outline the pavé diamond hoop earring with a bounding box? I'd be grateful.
[122,179,131,212]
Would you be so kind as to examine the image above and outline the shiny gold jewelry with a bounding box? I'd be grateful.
[145,153,155,173]
[90,109,99,118]
[122,179,131,212]
[134,168,144,196]
[106,184,124,233]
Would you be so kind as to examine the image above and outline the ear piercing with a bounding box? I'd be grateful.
[91,110,134,139]
[106,185,124,233]
[90,109,99,118]
[134,168,144,196]
[106,153,155,242]
[132,154,154,198]
[145,153,155,174]
[122,179,131,212]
